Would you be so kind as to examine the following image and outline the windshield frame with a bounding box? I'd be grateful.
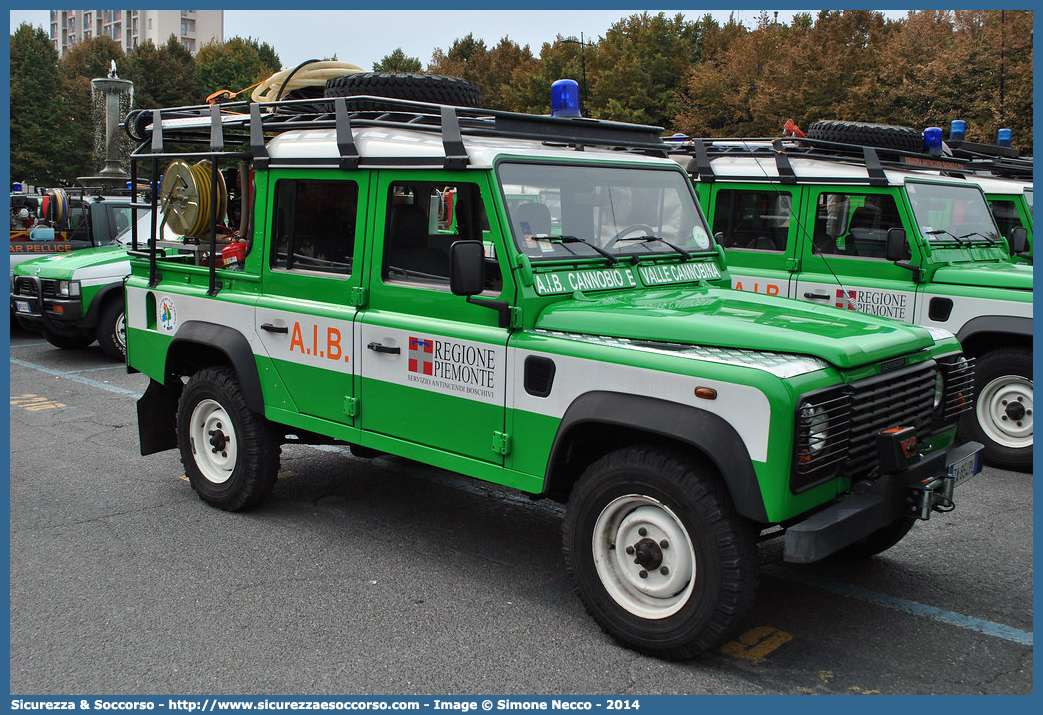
[495,158,716,263]
[905,179,1002,245]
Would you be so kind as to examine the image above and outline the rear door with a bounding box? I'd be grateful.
[706,184,798,299]
[254,170,367,425]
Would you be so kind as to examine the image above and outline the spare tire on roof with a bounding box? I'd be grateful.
[806,120,923,152]
[323,72,482,110]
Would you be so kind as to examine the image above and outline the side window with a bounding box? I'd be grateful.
[988,199,1022,239]
[271,179,357,276]
[815,192,902,259]
[384,181,501,292]
[712,189,792,251]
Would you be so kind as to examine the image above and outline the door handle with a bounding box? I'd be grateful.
[367,342,400,355]
[260,323,288,333]
[804,291,830,300]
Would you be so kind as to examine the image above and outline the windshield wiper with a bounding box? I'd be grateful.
[529,235,618,264]
[924,228,971,246]
[956,230,998,246]
[612,235,692,260]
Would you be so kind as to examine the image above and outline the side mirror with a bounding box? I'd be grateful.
[449,240,485,296]
[885,227,909,262]
[1009,226,1028,255]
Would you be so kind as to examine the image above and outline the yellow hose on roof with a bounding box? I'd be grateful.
[251,60,365,103]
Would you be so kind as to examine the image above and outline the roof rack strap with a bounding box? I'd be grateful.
[862,146,888,186]
[334,98,360,170]
[249,104,269,169]
[771,139,797,184]
[151,109,164,154]
[440,106,470,170]
[691,140,715,182]
[209,103,225,151]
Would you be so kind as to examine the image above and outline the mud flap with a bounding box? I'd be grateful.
[137,378,182,455]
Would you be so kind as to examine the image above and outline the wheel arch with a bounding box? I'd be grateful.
[955,316,1033,357]
[542,391,769,523]
[81,282,124,329]
[166,321,264,414]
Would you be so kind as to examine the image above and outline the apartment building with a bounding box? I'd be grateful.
[50,9,224,56]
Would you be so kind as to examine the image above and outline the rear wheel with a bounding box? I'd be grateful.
[563,446,758,660]
[960,347,1032,472]
[177,367,280,511]
[96,299,126,361]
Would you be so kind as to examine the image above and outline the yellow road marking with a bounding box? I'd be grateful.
[10,393,66,411]
[720,626,793,663]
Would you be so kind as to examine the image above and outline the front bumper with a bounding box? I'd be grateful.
[11,276,83,333]
[783,440,983,563]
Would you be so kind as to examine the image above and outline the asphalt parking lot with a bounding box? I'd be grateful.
[8,326,1033,695]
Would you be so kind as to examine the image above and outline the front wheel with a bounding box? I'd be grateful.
[177,367,280,511]
[96,299,126,361]
[563,447,758,660]
[960,347,1032,472]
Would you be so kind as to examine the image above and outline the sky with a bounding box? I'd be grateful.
[9,8,912,72]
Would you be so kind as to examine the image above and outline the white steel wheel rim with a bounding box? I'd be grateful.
[592,495,696,620]
[976,374,1033,449]
[114,311,127,352]
[190,398,238,484]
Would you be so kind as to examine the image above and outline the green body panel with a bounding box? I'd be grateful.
[930,261,1033,291]
[534,285,934,369]
[12,244,128,276]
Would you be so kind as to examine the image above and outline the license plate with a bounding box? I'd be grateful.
[948,451,982,486]
[14,300,32,314]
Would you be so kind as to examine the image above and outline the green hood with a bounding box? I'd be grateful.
[12,245,129,278]
[535,287,935,369]
[931,262,1033,291]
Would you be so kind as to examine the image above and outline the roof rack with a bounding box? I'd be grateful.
[946,141,1032,180]
[668,135,1029,186]
[124,95,669,171]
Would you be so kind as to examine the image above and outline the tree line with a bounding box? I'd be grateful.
[11,10,1031,187]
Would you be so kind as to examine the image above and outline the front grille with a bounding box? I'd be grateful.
[13,277,57,298]
[793,358,975,491]
[13,276,38,298]
[845,363,937,478]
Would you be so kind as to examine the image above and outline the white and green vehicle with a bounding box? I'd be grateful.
[122,86,982,659]
[10,210,176,360]
[673,125,1032,472]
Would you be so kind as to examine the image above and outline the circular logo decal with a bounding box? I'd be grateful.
[158,296,178,333]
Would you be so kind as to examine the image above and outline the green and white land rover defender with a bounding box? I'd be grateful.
[672,126,1032,472]
[123,89,982,659]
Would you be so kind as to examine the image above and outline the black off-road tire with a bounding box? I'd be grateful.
[959,347,1033,472]
[806,120,923,152]
[563,446,759,660]
[837,516,916,558]
[177,367,281,511]
[96,298,127,361]
[324,72,482,109]
[43,330,95,350]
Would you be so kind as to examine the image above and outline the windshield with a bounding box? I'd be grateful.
[906,182,1001,244]
[1024,188,1033,215]
[497,163,713,261]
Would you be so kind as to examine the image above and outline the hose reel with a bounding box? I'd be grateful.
[160,160,227,238]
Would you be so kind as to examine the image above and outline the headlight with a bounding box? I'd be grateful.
[932,371,945,411]
[56,280,81,297]
[799,401,830,455]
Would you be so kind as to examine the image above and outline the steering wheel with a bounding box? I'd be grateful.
[604,223,656,251]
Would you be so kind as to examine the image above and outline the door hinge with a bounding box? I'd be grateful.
[492,431,512,456]
[786,257,801,272]
[343,396,359,418]
[349,286,367,307]
[509,306,523,329]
